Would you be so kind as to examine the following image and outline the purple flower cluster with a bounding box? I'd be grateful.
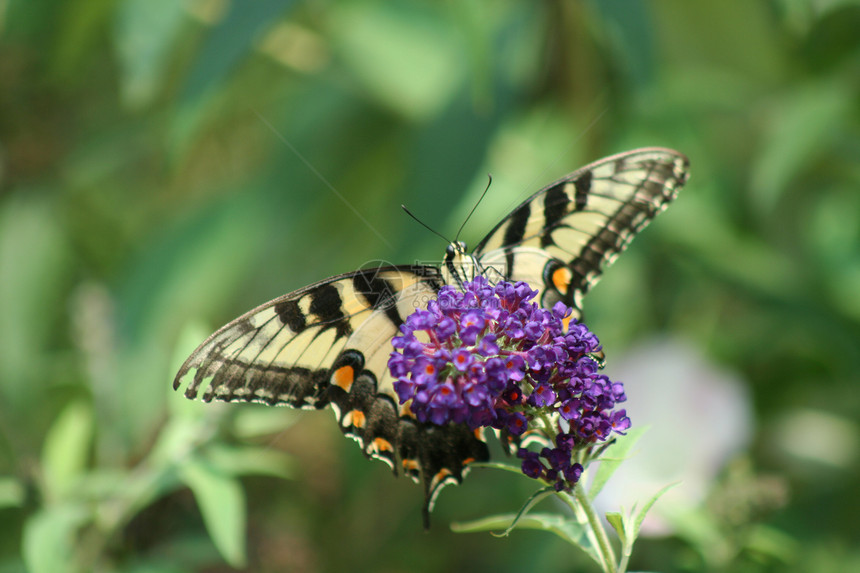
[387,276,631,492]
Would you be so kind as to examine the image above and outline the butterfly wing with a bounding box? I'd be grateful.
[173,265,489,522]
[475,147,690,317]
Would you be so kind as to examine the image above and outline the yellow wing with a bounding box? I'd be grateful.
[476,148,689,315]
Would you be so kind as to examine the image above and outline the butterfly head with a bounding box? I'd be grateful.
[444,241,481,287]
[445,241,468,260]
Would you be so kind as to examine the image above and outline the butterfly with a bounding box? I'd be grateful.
[173,147,690,522]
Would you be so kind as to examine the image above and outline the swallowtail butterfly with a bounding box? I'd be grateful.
[173,147,689,520]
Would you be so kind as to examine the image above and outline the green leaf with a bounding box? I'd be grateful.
[592,0,657,87]
[630,482,679,541]
[231,405,300,439]
[120,563,187,573]
[114,0,187,108]
[492,487,555,537]
[0,195,72,410]
[41,400,94,500]
[181,0,297,104]
[0,476,25,509]
[605,511,626,545]
[179,457,247,568]
[453,512,601,566]
[116,192,268,448]
[171,0,298,153]
[329,2,464,119]
[468,460,525,476]
[22,505,89,573]
[204,443,296,480]
[744,523,798,561]
[751,78,854,211]
[589,426,648,499]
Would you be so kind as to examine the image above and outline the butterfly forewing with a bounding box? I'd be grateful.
[476,148,689,313]
[174,266,439,407]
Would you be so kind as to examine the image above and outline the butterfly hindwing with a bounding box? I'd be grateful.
[476,148,689,314]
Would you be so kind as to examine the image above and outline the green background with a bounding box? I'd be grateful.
[1,0,859,571]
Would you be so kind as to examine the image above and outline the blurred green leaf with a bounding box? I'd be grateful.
[631,482,678,540]
[0,196,72,411]
[179,457,247,568]
[744,523,798,562]
[120,564,187,573]
[591,0,656,87]
[149,415,208,468]
[181,0,296,104]
[49,0,115,82]
[470,460,527,476]
[492,487,555,537]
[453,512,601,565]
[329,2,464,119]
[231,405,299,438]
[115,0,188,109]
[204,443,295,480]
[41,400,93,501]
[589,426,648,500]
[21,505,89,573]
[605,510,626,545]
[752,78,854,211]
[662,504,734,566]
[0,477,25,509]
[113,193,268,451]
[171,0,298,153]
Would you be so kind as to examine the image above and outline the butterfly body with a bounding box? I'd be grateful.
[173,148,690,518]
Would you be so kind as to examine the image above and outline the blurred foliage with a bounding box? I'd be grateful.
[1,0,859,572]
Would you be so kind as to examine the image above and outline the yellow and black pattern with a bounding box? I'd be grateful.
[475,148,689,314]
[173,147,689,524]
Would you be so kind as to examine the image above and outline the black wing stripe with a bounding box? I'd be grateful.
[352,272,404,327]
[476,148,689,316]
[309,284,346,323]
[503,202,531,246]
[274,300,306,332]
[573,171,591,210]
[541,184,571,247]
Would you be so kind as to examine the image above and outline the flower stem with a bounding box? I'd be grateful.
[572,482,618,573]
[538,412,557,441]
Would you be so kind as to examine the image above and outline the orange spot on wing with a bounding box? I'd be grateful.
[332,365,354,391]
[403,459,420,472]
[373,437,393,452]
[552,266,572,295]
[462,457,475,465]
[349,409,366,428]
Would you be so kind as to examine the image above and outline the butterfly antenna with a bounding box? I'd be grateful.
[455,174,493,244]
[401,205,450,244]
